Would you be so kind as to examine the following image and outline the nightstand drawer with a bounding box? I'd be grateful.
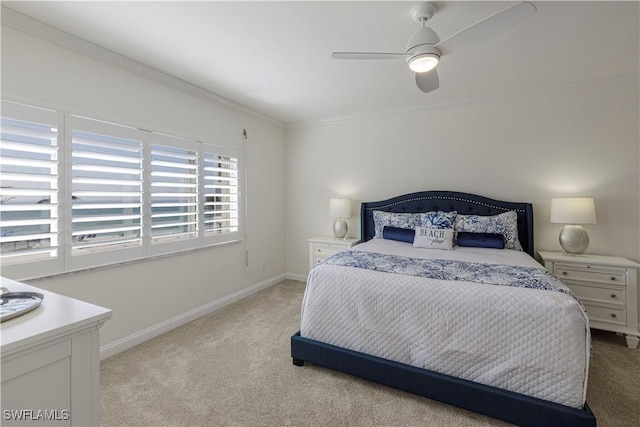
[564,281,626,306]
[583,303,626,326]
[554,264,626,285]
[314,257,327,266]
[313,243,344,257]
[308,237,360,272]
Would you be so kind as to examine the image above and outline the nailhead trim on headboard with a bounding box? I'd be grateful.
[364,196,526,213]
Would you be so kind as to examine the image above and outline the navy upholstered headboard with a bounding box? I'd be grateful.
[360,191,534,257]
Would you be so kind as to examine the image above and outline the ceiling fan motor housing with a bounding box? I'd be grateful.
[406,26,441,72]
[406,26,440,54]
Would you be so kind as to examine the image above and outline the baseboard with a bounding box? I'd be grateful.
[285,272,308,283]
[99,274,286,360]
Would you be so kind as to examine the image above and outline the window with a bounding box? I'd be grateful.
[150,137,198,245]
[71,118,144,255]
[0,102,244,279]
[0,103,60,278]
[203,148,239,236]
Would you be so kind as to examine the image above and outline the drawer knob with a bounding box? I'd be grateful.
[562,271,567,276]
[610,293,617,298]
[610,313,617,318]
[610,276,616,281]
[317,249,321,252]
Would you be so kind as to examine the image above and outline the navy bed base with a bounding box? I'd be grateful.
[291,332,596,427]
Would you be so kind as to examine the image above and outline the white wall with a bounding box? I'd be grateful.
[286,76,640,308]
[1,26,287,352]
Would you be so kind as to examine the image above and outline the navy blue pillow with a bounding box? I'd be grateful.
[382,226,415,243]
[457,232,505,249]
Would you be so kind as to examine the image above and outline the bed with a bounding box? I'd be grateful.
[291,191,596,427]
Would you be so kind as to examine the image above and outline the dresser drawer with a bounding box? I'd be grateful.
[564,281,626,306]
[583,303,626,326]
[554,264,626,286]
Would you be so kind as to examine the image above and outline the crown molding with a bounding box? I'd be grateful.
[1,6,285,129]
[286,73,639,129]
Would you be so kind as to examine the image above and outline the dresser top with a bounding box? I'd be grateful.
[1,276,112,354]
[538,251,639,268]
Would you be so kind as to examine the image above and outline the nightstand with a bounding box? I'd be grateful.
[308,236,359,272]
[538,251,639,348]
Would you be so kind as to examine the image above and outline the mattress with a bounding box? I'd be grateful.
[300,239,590,408]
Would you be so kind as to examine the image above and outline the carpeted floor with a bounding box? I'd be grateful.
[101,280,640,426]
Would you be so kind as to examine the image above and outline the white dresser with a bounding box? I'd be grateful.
[1,277,112,426]
[538,251,639,348]
[308,236,359,272]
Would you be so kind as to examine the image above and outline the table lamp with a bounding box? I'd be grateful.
[329,198,351,239]
[550,197,596,255]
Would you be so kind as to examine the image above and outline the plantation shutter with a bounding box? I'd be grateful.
[203,148,239,236]
[0,106,59,268]
[150,137,198,244]
[1,101,244,278]
[70,117,143,255]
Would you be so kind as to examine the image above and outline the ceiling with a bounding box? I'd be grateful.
[3,1,639,125]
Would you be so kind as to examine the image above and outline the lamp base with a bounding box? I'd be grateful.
[559,224,589,255]
[333,218,348,239]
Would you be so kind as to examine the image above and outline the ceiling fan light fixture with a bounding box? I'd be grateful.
[408,53,439,73]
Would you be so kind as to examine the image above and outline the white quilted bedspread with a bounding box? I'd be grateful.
[300,239,590,408]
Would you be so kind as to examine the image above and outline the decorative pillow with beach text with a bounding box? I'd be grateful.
[413,227,454,250]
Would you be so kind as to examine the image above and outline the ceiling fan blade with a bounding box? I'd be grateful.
[416,69,439,94]
[332,52,408,60]
[434,1,536,56]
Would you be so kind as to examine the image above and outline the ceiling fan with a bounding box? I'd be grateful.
[332,1,537,94]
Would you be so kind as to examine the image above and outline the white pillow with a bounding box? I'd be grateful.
[413,227,454,250]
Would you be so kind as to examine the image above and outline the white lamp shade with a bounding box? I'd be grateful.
[329,198,351,218]
[550,198,596,224]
